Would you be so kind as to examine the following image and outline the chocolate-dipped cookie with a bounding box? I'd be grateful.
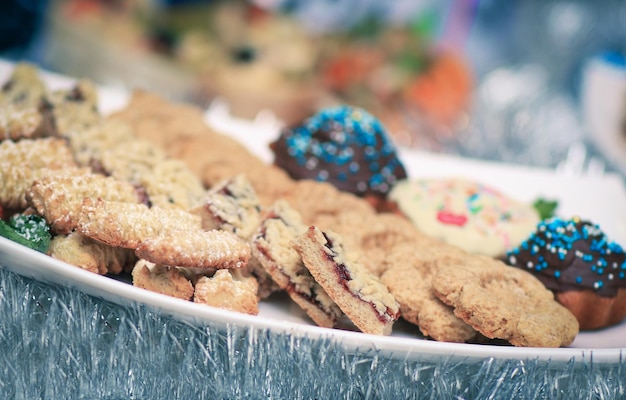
[506,217,626,330]
[270,105,406,210]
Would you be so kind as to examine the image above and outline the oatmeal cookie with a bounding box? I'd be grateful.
[312,211,419,276]
[431,257,579,347]
[380,243,478,343]
[108,91,268,185]
[283,180,375,225]
[109,90,296,208]
[108,90,216,151]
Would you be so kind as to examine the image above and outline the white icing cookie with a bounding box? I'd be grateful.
[389,178,540,257]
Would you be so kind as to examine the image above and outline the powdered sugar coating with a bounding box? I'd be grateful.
[77,198,201,249]
[136,229,251,269]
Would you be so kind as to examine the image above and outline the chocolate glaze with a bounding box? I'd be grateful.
[506,217,626,297]
[270,105,407,198]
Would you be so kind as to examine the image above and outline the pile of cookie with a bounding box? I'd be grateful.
[0,63,579,347]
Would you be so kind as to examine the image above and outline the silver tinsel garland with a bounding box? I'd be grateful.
[0,267,624,399]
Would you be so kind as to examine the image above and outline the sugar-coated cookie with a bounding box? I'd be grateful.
[49,232,136,275]
[28,172,141,235]
[77,198,201,249]
[135,229,251,270]
[0,63,55,141]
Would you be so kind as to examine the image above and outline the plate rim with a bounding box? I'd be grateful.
[1,236,624,364]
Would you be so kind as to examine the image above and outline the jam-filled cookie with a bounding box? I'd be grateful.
[293,226,400,335]
[252,200,342,328]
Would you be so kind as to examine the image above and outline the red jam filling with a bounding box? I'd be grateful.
[321,231,395,323]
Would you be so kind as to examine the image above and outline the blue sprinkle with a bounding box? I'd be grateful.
[317,170,329,181]
[370,174,384,186]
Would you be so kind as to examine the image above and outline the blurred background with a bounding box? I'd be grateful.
[1,0,625,177]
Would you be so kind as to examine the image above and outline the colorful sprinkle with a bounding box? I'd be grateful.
[436,211,468,227]
[505,217,626,297]
[271,105,407,197]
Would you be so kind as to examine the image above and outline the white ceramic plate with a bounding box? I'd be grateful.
[1,60,626,364]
